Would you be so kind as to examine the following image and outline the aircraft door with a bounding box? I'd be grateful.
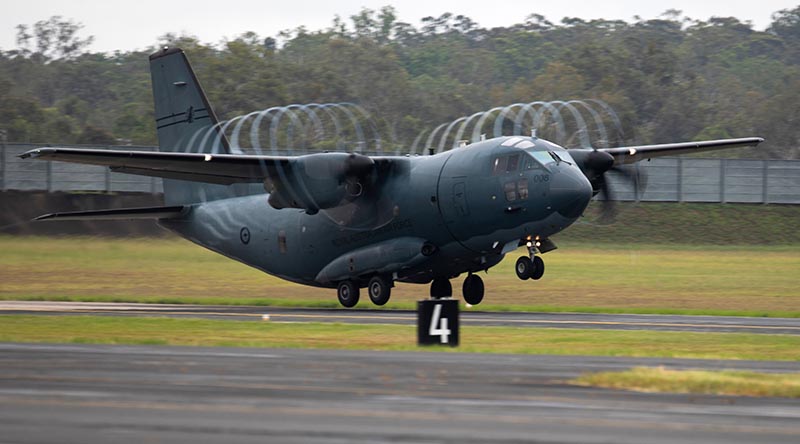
[452,182,469,217]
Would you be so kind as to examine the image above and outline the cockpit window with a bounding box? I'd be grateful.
[492,154,521,175]
[524,158,540,170]
[491,156,507,175]
[556,150,576,164]
[506,154,520,172]
[530,151,555,167]
[501,137,524,147]
[516,140,535,149]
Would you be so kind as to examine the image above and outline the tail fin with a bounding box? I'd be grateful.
[149,47,233,205]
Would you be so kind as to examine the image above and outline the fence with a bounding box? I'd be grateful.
[2,143,799,204]
[1,143,163,194]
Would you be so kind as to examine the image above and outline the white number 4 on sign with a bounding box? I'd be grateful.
[428,304,451,344]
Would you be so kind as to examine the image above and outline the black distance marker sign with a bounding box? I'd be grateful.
[417,299,459,347]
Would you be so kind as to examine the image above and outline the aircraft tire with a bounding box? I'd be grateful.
[515,256,533,280]
[367,275,392,306]
[337,280,360,308]
[462,274,484,305]
[531,256,545,280]
[430,278,452,299]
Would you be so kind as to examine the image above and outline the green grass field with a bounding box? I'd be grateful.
[1,235,798,316]
[1,315,798,361]
[573,367,800,398]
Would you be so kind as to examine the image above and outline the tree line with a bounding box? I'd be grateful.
[1,6,799,159]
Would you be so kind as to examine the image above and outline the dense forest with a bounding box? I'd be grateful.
[1,6,799,158]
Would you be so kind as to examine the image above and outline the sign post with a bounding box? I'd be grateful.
[417,299,459,347]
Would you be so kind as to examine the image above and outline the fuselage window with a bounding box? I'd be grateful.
[278,230,287,254]
[504,181,517,201]
[517,178,529,200]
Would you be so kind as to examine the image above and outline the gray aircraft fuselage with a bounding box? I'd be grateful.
[160,135,591,288]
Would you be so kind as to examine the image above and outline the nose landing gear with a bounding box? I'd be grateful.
[515,254,545,281]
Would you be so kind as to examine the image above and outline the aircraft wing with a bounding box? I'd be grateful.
[20,147,397,212]
[19,147,291,185]
[598,137,765,165]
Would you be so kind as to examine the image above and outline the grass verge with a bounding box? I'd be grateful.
[573,367,800,398]
[2,235,799,316]
[1,315,799,361]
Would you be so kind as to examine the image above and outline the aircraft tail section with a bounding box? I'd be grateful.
[149,47,233,205]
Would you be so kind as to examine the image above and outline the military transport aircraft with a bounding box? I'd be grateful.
[21,47,764,307]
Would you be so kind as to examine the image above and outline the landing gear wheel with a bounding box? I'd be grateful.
[430,278,452,299]
[531,256,545,280]
[367,275,392,306]
[462,274,484,305]
[515,256,533,280]
[337,280,360,308]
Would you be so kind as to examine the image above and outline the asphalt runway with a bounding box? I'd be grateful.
[2,301,800,335]
[1,342,799,444]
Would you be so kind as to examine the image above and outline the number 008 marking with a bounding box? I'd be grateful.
[429,304,451,344]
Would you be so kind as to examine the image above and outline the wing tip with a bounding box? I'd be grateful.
[32,213,55,222]
[19,148,57,159]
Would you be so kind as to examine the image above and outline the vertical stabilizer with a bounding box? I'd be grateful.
[149,47,233,204]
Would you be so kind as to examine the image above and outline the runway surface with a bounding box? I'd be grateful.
[2,301,800,335]
[1,342,799,444]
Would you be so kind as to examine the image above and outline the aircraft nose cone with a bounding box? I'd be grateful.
[550,168,592,219]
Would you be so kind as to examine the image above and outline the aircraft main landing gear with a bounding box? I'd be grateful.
[462,274,484,305]
[430,278,452,299]
[337,280,359,308]
[367,275,392,306]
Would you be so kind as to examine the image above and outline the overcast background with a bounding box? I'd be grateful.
[2,0,798,53]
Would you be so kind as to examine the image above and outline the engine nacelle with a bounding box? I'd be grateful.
[264,152,374,212]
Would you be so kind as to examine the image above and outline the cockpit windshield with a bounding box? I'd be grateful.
[552,150,576,165]
[530,151,555,167]
[496,136,577,170]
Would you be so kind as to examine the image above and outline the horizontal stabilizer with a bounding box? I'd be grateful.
[34,205,187,222]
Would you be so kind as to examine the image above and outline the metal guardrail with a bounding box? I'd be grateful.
[1,143,799,204]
